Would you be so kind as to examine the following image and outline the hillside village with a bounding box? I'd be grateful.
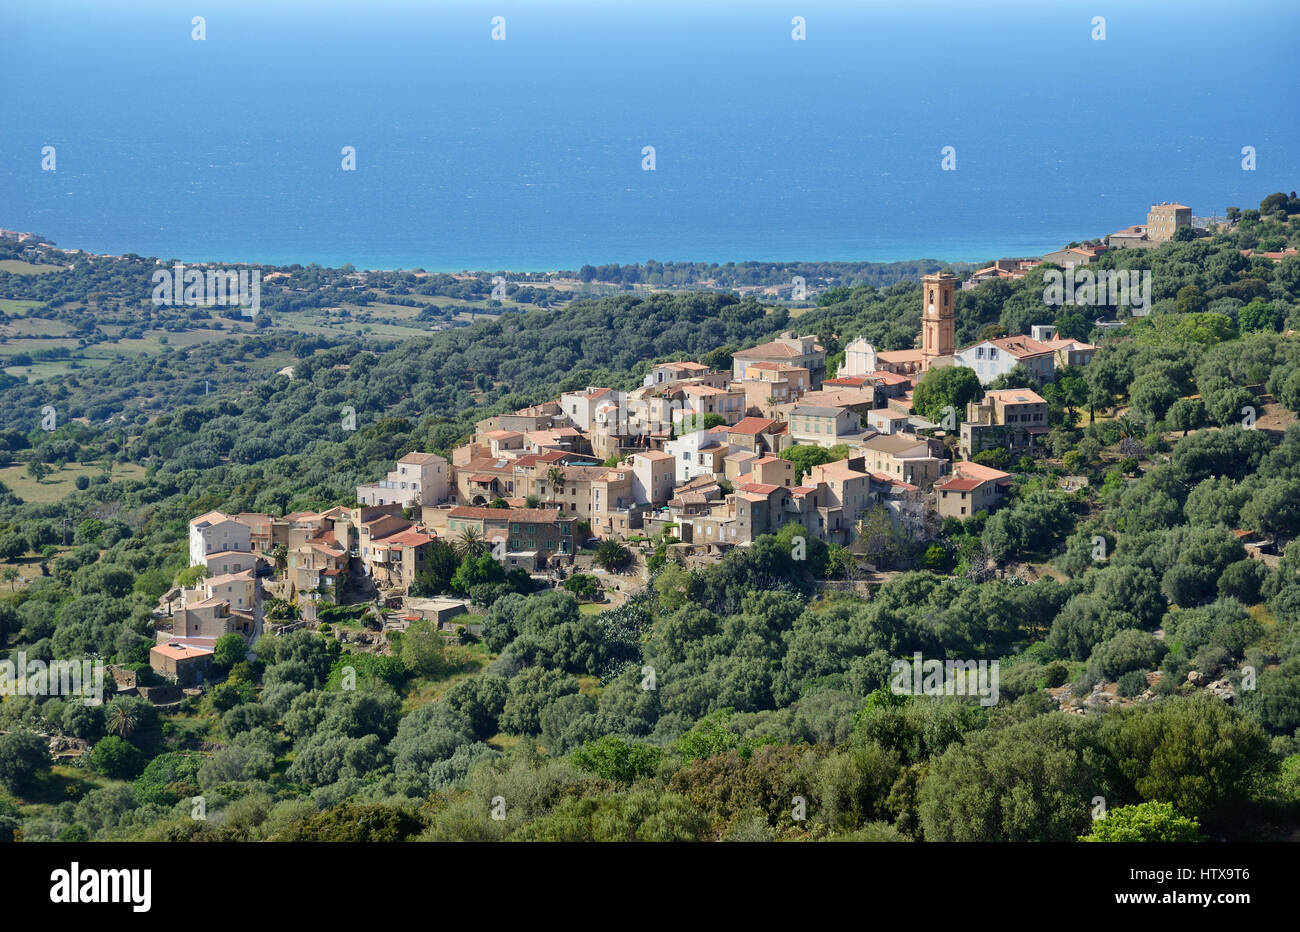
[132,197,1300,701]
[2,188,1298,850]
[149,267,1106,681]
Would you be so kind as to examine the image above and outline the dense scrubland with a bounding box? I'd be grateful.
[1,194,1299,842]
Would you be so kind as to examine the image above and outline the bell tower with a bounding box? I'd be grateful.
[921,271,957,360]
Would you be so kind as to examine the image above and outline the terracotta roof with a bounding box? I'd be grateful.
[1039,338,1096,352]
[398,452,445,465]
[152,642,214,661]
[744,361,805,372]
[811,460,870,480]
[869,371,911,385]
[985,388,1047,405]
[984,335,1052,358]
[386,529,437,547]
[733,342,803,359]
[859,433,930,455]
[728,416,781,435]
[938,461,1013,487]
[462,455,516,472]
[184,596,226,610]
[876,349,925,363]
[205,570,255,587]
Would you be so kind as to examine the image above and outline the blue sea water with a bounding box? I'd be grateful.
[0,0,1296,272]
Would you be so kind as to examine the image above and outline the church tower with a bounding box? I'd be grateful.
[921,271,957,361]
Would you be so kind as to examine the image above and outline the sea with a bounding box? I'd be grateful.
[1,0,1297,272]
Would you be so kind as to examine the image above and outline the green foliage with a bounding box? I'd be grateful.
[1086,629,1165,681]
[919,714,1120,842]
[398,620,448,678]
[212,633,247,671]
[450,553,506,595]
[912,365,982,425]
[572,735,664,784]
[89,736,147,779]
[1099,694,1273,824]
[1079,801,1205,842]
[132,751,204,806]
[275,802,424,842]
[0,730,50,793]
[675,709,743,762]
[563,573,601,600]
[412,539,461,597]
[327,653,408,691]
[593,539,632,573]
[778,443,848,481]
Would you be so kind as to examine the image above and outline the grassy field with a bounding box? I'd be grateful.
[0,298,44,315]
[0,461,148,504]
[3,358,115,383]
[0,259,61,275]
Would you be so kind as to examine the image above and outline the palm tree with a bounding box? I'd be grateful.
[269,544,288,575]
[1,566,19,592]
[593,539,632,573]
[455,526,487,560]
[106,699,141,739]
[546,466,566,494]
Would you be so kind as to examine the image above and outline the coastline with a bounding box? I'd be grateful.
[1,227,1054,276]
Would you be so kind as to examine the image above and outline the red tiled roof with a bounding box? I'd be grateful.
[728,416,780,435]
